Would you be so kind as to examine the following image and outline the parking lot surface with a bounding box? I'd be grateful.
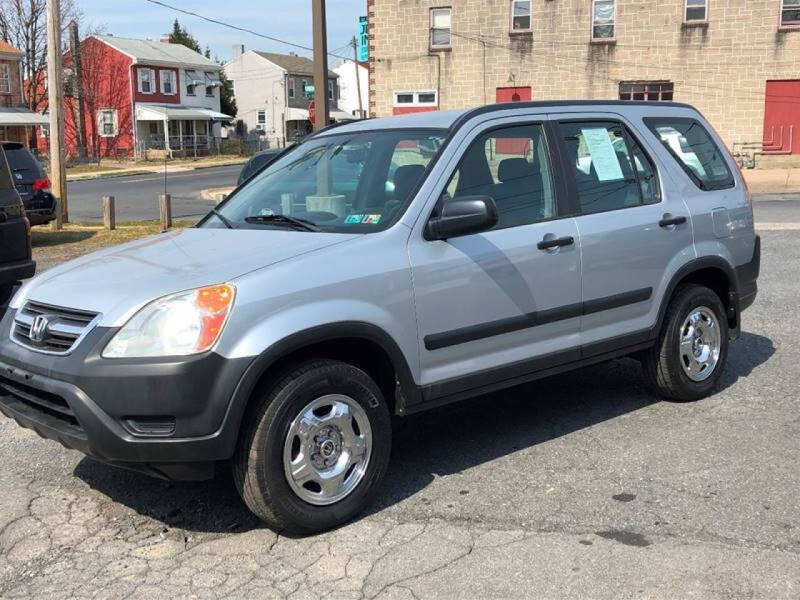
[1,206,798,599]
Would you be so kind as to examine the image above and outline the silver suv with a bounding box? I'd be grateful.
[0,102,760,534]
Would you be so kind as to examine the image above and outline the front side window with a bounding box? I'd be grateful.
[439,123,556,229]
[782,0,800,26]
[207,130,447,233]
[256,110,266,130]
[511,0,532,31]
[685,0,708,22]
[430,7,452,48]
[328,80,335,100]
[98,109,117,137]
[288,77,295,98]
[592,0,616,40]
[619,80,674,101]
[644,117,734,191]
[137,68,154,94]
[0,64,11,94]
[160,70,175,95]
[559,121,660,214]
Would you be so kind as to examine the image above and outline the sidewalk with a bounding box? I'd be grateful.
[66,156,248,182]
[741,168,800,194]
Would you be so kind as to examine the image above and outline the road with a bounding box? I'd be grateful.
[2,199,799,598]
[65,163,242,222]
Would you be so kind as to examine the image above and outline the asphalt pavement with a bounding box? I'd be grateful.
[65,163,242,222]
[2,198,799,598]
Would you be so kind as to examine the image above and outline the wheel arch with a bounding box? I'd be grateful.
[226,322,419,445]
[656,257,739,336]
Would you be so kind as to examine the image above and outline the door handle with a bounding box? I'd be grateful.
[537,235,574,250]
[659,215,687,228]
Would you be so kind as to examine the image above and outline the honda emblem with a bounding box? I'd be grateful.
[29,314,51,344]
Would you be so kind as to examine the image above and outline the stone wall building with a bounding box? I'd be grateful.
[367,0,800,163]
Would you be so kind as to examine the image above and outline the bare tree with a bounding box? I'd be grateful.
[0,0,87,144]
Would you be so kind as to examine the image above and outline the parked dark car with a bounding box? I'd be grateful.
[0,144,35,305]
[237,148,284,186]
[1,142,57,226]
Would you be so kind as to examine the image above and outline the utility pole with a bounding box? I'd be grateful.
[46,0,67,229]
[311,0,330,132]
[68,20,86,159]
[352,37,364,119]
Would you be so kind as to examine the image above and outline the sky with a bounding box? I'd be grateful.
[76,0,365,64]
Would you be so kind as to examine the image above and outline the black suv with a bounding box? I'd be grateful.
[0,145,35,304]
[2,142,57,226]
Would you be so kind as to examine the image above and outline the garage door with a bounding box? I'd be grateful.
[764,80,800,155]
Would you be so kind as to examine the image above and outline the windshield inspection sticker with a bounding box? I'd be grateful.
[581,127,625,182]
[345,214,364,224]
[362,214,382,224]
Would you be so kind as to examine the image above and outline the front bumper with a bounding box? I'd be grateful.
[0,310,253,480]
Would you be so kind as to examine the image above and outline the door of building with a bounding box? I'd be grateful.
[496,86,532,103]
[764,80,800,155]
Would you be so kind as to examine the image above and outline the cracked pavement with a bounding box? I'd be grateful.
[1,220,798,598]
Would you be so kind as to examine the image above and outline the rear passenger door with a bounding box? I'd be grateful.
[553,116,695,352]
[408,120,583,389]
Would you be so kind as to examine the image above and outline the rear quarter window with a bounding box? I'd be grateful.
[643,117,734,191]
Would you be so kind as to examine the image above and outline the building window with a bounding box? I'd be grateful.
[591,0,616,40]
[256,110,266,131]
[393,90,438,107]
[204,72,216,97]
[328,80,335,101]
[430,7,452,49]
[137,68,154,94]
[781,0,800,27]
[619,81,674,101]
[0,64,11,94]
[97,109,117,137]
[160,70,176,95]
[684,0,708,22]
[288,77,295,99]
[511,0,531,32]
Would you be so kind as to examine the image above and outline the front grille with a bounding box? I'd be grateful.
[0,375,82,431]
[12,301,100,355]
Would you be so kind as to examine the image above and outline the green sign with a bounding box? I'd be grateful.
[357,16,368,62]
[304,83,315,99]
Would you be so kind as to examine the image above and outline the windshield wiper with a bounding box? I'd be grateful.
[211,208,235,229]
[244,214,320,231]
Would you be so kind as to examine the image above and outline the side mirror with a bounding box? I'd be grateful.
[425,196,498,240]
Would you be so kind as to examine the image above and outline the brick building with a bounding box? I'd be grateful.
[367,0,800,161]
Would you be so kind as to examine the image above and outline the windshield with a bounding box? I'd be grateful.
[204,129,447,233]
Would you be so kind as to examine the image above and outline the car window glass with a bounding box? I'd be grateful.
[3,144,42,175]
[440,123,556,229]
[628,135,660,204]
[644,118,734,190]
[559,121,644,214]
[0,148,12,190]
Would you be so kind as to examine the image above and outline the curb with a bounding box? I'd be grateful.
[66,159,248,182]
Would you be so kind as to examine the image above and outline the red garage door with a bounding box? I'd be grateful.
[764,80,800,154]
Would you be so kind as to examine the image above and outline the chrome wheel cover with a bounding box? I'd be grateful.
[283,394,372,506]
[679,306,721,382]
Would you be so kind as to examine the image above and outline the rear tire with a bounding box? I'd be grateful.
[233,359,391,534]
[642,284,728,401]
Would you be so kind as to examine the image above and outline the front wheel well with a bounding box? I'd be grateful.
[246,337,401,416]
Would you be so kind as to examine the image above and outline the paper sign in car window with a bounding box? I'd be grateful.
[581,127,625,182]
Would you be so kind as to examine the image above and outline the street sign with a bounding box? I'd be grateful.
[304,83,315,99]
[357,16,369,62]
[309,100,316,125]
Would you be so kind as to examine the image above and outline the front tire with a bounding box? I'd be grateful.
[233,359,392,534]
[642,284,728,401]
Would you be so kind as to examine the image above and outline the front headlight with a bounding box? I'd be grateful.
[103,284,236,358]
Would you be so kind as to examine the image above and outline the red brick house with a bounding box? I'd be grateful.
[0,41,48,147]
[35,35,231,159]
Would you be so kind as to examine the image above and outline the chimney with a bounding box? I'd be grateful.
[160,34,171,44]
[232,44,244,58]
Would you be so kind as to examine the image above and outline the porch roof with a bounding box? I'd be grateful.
[136,104,232,121]
[0,107,49,126]
[286,107,354,122]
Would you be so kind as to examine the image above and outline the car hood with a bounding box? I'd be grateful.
[13,228,357,326]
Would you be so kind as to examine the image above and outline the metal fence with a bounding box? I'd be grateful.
[135,135,271,160]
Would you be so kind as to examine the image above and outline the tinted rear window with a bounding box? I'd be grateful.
[2,144,43,175]
[643,117,734,191]
[0,148,13,190]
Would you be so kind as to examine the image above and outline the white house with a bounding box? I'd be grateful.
[333,59,368,120]
[224,45,352,147]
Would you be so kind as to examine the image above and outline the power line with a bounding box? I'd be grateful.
[142,0,351,61]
